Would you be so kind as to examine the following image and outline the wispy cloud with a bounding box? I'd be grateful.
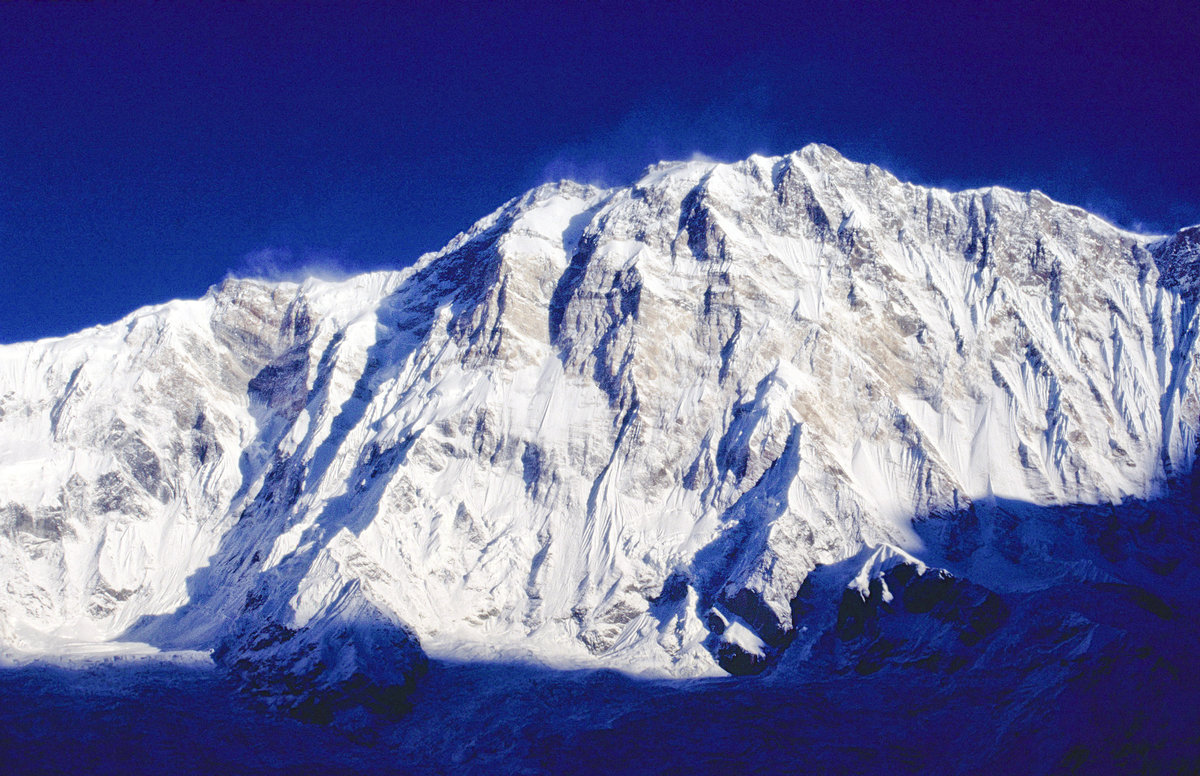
[532,76,785,188]
[230,247,359,284]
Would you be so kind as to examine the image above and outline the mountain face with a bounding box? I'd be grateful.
[2,145,1198,719]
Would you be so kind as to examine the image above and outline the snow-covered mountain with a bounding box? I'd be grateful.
[2,145,1198,715]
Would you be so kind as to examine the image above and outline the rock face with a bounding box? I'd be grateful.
[1,145,1198,706]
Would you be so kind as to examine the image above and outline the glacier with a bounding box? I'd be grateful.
[1,145,1198,766]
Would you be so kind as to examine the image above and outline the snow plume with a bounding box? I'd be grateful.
[231,247,358,284]
[534,78,779,188]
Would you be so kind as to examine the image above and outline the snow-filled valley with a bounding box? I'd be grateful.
[2,145,1198,771]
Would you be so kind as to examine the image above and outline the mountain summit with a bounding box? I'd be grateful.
[2,146,1198,722]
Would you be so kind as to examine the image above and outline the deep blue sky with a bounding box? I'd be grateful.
[2,0,1197,343]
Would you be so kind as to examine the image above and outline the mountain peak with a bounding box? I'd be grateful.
[2,147,1199,728]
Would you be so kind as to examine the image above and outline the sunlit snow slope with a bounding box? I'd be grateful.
[2,145,1198,688]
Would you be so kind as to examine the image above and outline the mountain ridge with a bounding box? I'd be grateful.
[2,145,1198,720]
